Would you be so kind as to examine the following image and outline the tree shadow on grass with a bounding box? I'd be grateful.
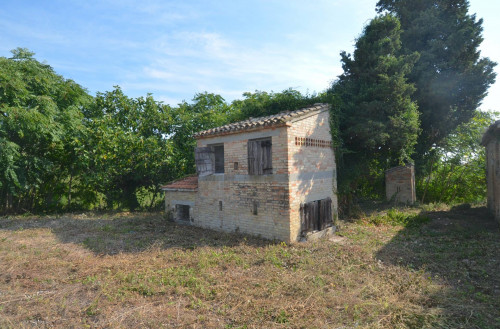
[0,212,275,255]
[376,206,500,327]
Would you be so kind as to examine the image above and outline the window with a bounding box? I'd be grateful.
[300,197,332,235]
[175,204,191,221]
[213,145,224,174]
[252,201,258,215]
[248,138,272,175]
[194,144,224,176]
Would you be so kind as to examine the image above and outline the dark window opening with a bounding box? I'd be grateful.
[234,162,239,170]
[300,197,332,235]
[252,201,258,215]
[175,204,191,221]
[213,145,224,174]
[219,201,223,211]
[248,138,272,175]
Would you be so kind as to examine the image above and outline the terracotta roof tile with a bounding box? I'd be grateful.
[161,175,198,191]
[194,103,329,138]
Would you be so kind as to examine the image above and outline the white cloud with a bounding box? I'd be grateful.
[138,30,342,104]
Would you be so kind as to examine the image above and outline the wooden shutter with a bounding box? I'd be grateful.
[261,139,272,174]
[248,140,262,175]
[213,145,224,173]
[300,197,333,235]
[195,147,214,177]
[312,200,320,231]
[248,139,272,175]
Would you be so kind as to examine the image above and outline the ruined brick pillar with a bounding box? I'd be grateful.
[385,165,416,204]
[481,120,500,223]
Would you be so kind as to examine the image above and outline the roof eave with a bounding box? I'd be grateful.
[194,122,288,139]
[161,188,198,192]
[287,107,329,124]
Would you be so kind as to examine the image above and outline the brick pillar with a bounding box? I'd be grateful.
[385,165,416,204]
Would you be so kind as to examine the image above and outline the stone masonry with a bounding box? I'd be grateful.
[385,165,416,204]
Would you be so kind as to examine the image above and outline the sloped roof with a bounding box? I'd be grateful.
[161,175,198,191]
[194,103,329,138]
[481,120,500,146]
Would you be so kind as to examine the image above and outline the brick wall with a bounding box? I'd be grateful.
[194,126,291,240]
[287,110,337,240]
[385,165,416,204]
[192,109,337,242]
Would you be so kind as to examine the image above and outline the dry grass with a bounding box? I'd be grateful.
[0,207,499,328]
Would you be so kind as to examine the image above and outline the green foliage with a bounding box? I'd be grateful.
[331,15,420,210]
[0,48,92,212]
[83,87,178,210]
[376,0,497,161]
[364,208,430,227]
[418,110,497,204]
[231,88,326,120]
[1,48,324,214]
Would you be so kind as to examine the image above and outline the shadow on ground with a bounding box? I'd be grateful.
[0,212,274,255]
[376,206,500,327]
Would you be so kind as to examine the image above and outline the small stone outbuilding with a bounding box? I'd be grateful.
[161,175,198,223]
[481,120,500,223]
[385,164,416,204]
[162,103,338,242]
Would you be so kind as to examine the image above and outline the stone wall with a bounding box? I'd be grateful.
[485,140,500,222]
[385,165,416,204]
[193,109,337,242]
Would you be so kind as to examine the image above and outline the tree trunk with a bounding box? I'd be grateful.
[148,190,158,210]
[68,168,73,209]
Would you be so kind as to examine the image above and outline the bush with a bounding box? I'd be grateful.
[363,208,429,227]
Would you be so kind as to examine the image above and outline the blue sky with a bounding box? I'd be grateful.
[1,0,499,111]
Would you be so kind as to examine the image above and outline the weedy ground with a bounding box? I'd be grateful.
[0,205,499,328]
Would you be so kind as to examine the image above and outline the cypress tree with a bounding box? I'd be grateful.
[332,14,420,197]
[376,0,497,159]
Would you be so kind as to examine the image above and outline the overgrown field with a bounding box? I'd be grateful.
[0,206,499,328]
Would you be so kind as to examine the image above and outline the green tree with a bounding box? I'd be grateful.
[83,90,236,211]
[0,48,91,213]
[232,88,324,120]
[331,14,420,206]
[418,110,497,204]
[84,87,176,210]
[376,0,497,161]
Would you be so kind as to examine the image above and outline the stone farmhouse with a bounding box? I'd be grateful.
[162,103,337,242]
[481,120,500,223]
